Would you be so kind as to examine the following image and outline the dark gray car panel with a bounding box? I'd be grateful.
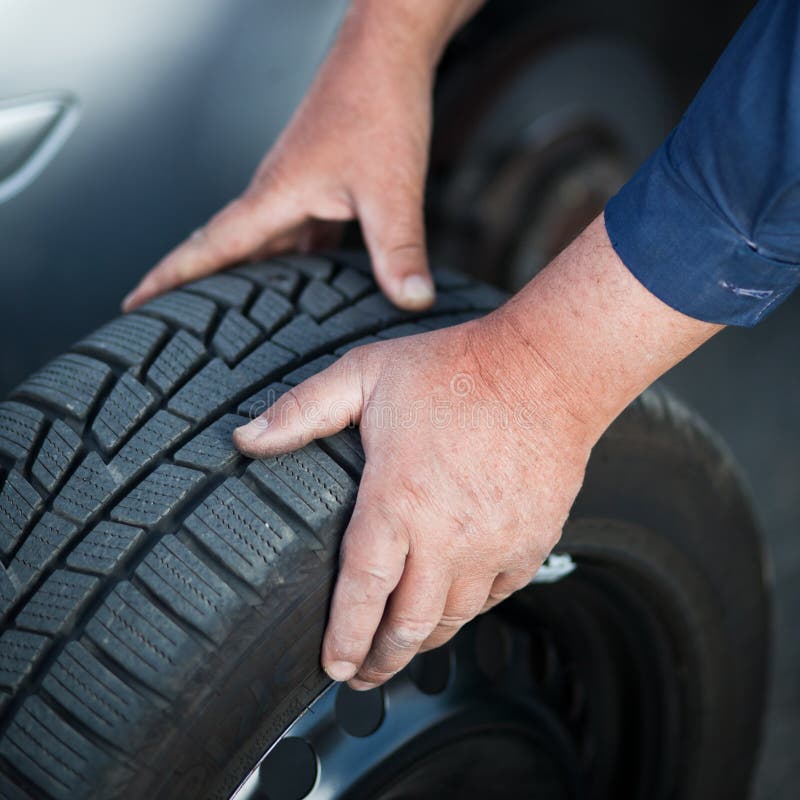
[0,0,348,395]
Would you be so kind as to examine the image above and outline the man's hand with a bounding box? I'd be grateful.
[123,0,485,313]
[233,215,722,689]
[236,319,592,688]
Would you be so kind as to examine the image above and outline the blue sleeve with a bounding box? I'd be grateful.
[604,0,800,326]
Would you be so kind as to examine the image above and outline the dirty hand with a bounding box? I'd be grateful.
[123,0,485,313]
[233,215,721,689]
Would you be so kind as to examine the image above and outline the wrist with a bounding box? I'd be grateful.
[466,313,604,455]
[475,214,722,443]
[343,0,484,72]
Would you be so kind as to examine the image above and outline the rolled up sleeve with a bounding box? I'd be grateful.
[605,0,800,326]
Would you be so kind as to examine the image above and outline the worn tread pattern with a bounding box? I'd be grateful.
[0,253,499,798]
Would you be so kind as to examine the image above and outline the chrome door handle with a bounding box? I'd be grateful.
[0,92,79,204]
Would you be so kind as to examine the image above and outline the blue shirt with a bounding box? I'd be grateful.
[605,0,800,326]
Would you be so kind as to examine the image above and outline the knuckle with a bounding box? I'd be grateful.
[341,342,385,386]
[206,197,258,251]
[209,199,245,232]
[487,587,512,604]
[251,157,288,193]
[341,522,406,563]
[337,346,366,377]
[327,350,365,399]
[368,500,414,546]
[341,563,397,604]
[437,603,482,630]
[491,570,531,603]
[281,386,306,419]
[356,665,396,685]
[385,617,436,650]
[384,239,425,259]
[267,387,307,437]
[437,613,470,631]
[230,192,257,215]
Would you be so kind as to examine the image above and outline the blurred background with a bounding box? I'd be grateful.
[0,0,794,795]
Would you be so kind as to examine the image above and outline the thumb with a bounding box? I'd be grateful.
[233,351,366,458]
[358,189,435,311]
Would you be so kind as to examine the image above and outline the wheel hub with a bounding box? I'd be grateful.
[232,615,581,800]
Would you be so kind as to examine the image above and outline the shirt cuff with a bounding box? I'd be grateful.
[604,139,800,327]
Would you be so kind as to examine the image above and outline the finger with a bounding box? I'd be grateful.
[249,217,344,261]
[418,575,496,653]
[233,350,364,458]
[349,556,451,690]
[123,191,303,311]
[479,568,533,614]
[249,221,310,262]
[321,483,410,683]
[246,224,305,262]
[357,189,435,311]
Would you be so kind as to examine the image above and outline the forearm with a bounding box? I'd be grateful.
[479,214,722,443]
[341,0,486,72]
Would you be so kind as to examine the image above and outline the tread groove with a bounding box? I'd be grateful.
[129,572,218,651]
[37,690,135,770]
[76,637,170,712]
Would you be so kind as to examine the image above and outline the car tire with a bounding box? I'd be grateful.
[0,253,768,799]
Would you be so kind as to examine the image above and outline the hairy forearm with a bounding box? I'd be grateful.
[480,214,723,443]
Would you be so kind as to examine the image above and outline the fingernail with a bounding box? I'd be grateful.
[401,275,435,308]
[121,290,138,312]
[325,661,357,682]
[348,678,377,692]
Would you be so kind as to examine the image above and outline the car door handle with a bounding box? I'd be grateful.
[0,91,79,205]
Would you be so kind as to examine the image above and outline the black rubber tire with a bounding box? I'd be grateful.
[0,253,767,799]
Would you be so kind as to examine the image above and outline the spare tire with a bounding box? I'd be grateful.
[0,253,768,800]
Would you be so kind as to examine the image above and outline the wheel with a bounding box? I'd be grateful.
[0,252,767,799]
